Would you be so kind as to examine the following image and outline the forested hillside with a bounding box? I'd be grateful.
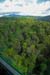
[0,17,50,75]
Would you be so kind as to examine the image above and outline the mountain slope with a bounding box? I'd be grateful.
[35,16,50,22]
[0,12,50,21]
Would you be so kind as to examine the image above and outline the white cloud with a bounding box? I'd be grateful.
[0,0,50,16]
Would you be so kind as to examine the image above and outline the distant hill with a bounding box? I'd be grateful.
[0,12,50,21]
[35,16,50,22]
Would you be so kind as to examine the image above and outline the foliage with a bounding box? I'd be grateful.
[0,17,50,75]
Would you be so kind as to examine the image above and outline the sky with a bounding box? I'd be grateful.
[0,0,50,16]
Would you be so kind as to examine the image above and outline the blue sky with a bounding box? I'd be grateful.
[37,0,50,3]
[0,0,50,16]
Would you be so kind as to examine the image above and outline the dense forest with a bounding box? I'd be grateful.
[0,17,50,75]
